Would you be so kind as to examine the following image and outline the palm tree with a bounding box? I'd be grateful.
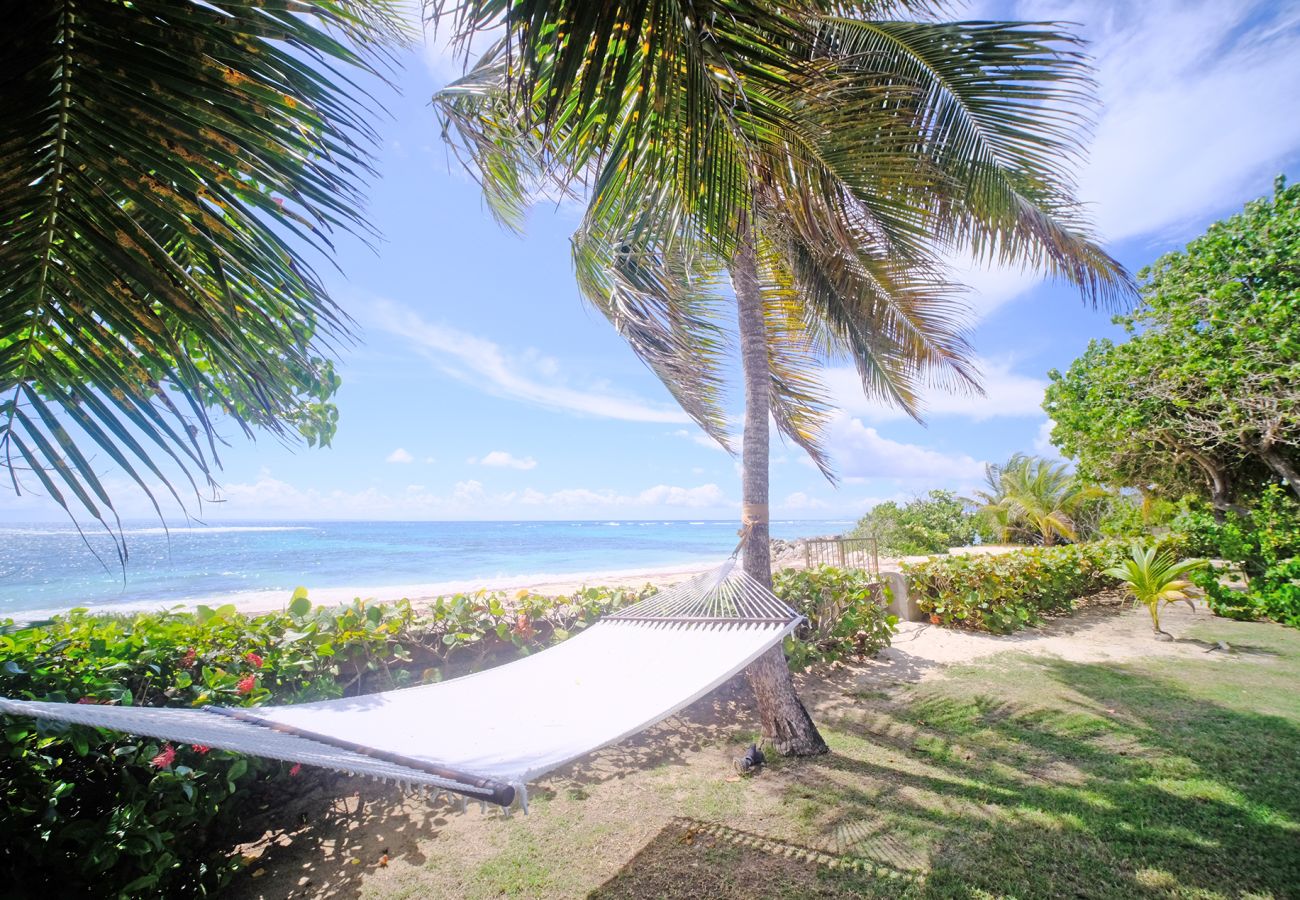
[975,454,1102,546]
[1105,544,1207,639]
[432,1,1133,754]
[2,1,406,555]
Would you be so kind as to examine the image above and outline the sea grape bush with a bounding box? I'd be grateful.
[0,583,652,899]
[773,566,898,669]
[1174,485,1300,626]
[903,542,1128,634]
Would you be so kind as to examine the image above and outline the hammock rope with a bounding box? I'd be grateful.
[0,557,801,810]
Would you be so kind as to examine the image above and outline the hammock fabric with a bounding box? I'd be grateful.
[0,559,800,810]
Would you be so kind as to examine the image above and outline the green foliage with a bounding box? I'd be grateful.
[772,567,898,670]
[1176,485,1300,626]
[1046,176,1300,511]
[435,4,1130,478]
[0,583,652,898]
[970,453,1104,546]
[1,1,408,542]
[1103,544,1208,636]
[850,490,988,555]
[904,543,1128,634]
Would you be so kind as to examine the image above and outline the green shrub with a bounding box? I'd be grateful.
[903,542,1127,634]
[0,584,651,898]
[849,489,990,555]
[773,566,897,669]
[1173,485,1300,625]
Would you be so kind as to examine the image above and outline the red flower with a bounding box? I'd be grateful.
[289,763,302,777]
[151,744,176,769]
[236,674,256,696]
[191,744,211,755]
[244,652,264,668]
[180,648,197,668]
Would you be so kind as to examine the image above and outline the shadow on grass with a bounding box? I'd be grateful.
[801,659,1300,898]
[587,817,917,899]
[227,775,479,900]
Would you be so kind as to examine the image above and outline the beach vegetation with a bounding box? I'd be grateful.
[0,2,407,550]
[773,566,898,670]
[848,490,989,556]
[1174,485,1300,626]
[969,453,1106,547]
[903,542,1129,634]
[1045,176,1300,515]
[1104,544,1208,639]
[433,0,1132,756]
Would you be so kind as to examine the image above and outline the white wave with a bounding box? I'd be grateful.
[123,526,312,535]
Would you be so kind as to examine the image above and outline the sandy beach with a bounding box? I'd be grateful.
[13,544,1022,623]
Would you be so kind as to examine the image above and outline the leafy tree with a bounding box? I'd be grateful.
[432,0,1131,754]
[1105,543,1207,640]
[971,453,1103,546]
[1046,176,1300,513]
[850,490,987,555]
[1,1,406,548]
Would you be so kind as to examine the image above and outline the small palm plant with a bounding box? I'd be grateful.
[1105,544,1209,640]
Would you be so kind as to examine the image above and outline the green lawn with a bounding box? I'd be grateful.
[234,614,1300,899]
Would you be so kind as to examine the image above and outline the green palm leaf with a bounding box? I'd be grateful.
[2,1,407,548]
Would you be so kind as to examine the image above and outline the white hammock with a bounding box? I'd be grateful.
[0,559,801,810]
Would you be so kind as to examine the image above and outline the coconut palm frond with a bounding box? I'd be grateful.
[822,17,1135,307]
[1,0,406,542]
[572,218,734,450]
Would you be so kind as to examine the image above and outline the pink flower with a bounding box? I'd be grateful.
[244,652,264,668]
[180,648,197,668]
[151,744,176,769]
[191,744,211,755]
[289,763,302,777]
[76,697,98,705]
[236,674,256,696]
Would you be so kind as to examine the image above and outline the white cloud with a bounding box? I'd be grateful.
[780,491,829,511]
[369,300,689,424]
[829,417,986,482]
[950,0,1300,315]
[84,469,737,521]
[385,448,414,464]
[1034,419,1063,459]
[826,356,1047,422]
[473,450,538,471]
[1063,0,1300,242]
[636,483,726,508]
[424,456,437,464]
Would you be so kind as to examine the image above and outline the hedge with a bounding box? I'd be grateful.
[903,542,1128,634]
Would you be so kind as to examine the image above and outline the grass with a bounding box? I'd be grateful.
[795,621,1300,898]
[232,613,1300,899]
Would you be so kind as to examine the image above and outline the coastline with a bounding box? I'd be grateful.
[10,558,721,623]
[9,543,1022,624]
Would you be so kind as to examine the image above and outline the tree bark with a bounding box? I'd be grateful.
[1259,443,1300,500]
[731,224,828,757]
[1182,446,1247,517]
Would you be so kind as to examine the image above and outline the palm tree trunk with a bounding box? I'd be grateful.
[732,225,828,757]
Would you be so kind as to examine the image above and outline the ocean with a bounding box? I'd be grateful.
[0,519,850,617]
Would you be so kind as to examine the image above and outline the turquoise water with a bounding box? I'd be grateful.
[0,519,848,615]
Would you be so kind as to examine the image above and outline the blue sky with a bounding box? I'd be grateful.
[6,0,1300,524]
